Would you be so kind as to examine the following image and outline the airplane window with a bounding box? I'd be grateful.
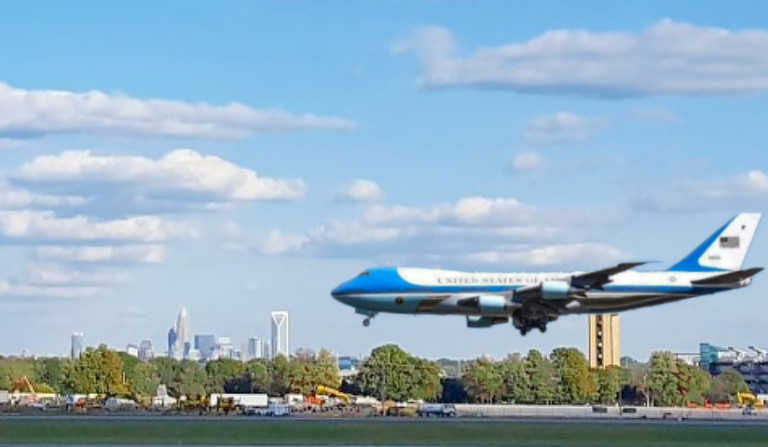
[357,271,370,277]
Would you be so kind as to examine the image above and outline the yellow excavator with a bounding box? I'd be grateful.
[736,392,765,409]
[316,385,351,404]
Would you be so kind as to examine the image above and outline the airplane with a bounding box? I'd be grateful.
[331,213,763,335]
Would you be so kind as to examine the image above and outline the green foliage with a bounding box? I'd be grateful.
[269,354,290,396]
[463,357,503,403]
[0,359,40,391]
[37,358,72,394]
[357,344,441,402]
[647,351,679,406]
[595,366,623,405]
[67,345,129,396]
[205,359,245,394]
[524,349,555,404]
[550,348,595,404]
[500,355,530,403]
[707,369,748,402]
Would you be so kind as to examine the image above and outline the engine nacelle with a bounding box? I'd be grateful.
[458,294,509,314]
[540,281,570,300]
[466,315,508,328]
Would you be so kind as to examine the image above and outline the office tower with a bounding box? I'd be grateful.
[271,311,289,359]
[217,336,234,359]
[186,348,201,362]
[176,307,190,359]
[588,314,620,368]
[70,332,84,359]
[167,327,177,359]
[126,344,139,357]
[247,337,265,360]
[194,334,217,361]
[138,340,154,361]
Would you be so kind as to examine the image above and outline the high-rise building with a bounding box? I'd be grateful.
[217,336,234,359]
[126,344,139,357]
[194,334,217,361]
[271,311,290,359]
[70,332,84,359]
[588,314,620,368]
[138,340,155,361]
[247,337,265,360]
[176,307,190,359]
[167,327,177,359]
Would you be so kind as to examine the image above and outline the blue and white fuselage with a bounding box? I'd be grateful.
[331,213,763,335]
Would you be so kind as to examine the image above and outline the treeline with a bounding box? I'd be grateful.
[445,349,748,406]
[0,345,750,407]
[0,345,340,401]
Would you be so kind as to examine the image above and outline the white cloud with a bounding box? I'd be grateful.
[524,112,602,144]
[510,151,545,172]
[631,169,768,213]
[20,264,129,286]
[465,243,624,266]
[0,281,103,299]
[0,181,87,209]
[0,211,194,242]
[257,230,311,255]
[399,20,768,97]
[0,81,355,139]
[335,179,384,203]
[16,149,305,203]
[34,245,165,264]
[242,196,623,267]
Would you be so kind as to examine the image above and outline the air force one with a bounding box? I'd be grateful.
[331,213,763,335]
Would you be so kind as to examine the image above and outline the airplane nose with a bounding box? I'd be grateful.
[331,282,347,300]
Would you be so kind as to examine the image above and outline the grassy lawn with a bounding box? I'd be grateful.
[0,418,764,445]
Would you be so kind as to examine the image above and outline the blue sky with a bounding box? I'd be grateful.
[0,1,766,361]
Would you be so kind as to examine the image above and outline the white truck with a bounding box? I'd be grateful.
[417,403,456,418]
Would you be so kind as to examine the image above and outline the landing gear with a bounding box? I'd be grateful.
[513,308,553,336]
[363,318,371,327]
[537,322,548,333]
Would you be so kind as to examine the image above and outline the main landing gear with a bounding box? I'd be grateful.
[513,309,552,336]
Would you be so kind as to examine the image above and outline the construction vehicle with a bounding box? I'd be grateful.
[10,376,36,405]
[736,392,765,414]
[316,385,351,404]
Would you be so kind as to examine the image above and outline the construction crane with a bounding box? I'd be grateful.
[316,385,351,404]
[11,376,37,404]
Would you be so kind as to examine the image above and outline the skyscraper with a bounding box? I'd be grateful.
[247,337,265,360]
[271,311,289,359]
[176,307,190,359]
[139,340,155,361]
[194,334,217,361]
[167,327,177,359]
[70,332,84,359]
[588,314,620,368]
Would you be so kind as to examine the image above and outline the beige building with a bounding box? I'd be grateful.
[588,314,620,368]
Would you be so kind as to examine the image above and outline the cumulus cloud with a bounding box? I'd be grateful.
[20,264,129,287]
[34,245,165,264]
[16,149,305,203]
[0,211,194,242]
[0,281,103,299]
[0,180,87,209]
[510,151,545,172]
[335,179,384,203]
[241,196,623,268]
[631,170,768,213]
[398,20,768,97]
[0,81,355,139]
[524,112,602,144]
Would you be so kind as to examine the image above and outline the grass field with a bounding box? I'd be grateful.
[0,418,764,446]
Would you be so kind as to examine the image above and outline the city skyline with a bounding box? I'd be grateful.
[0,1,766,360]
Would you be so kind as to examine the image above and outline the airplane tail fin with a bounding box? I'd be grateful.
[668,213,762,272]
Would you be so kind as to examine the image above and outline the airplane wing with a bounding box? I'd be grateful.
[570,262,647,289]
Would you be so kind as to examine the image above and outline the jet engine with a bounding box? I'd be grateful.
[466,315,508,328]
[539,281,570,300]
[458,295,508,314]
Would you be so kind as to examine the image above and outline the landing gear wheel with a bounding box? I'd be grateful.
[363,318,371,327]
[538,323,547,333]
[519,327,529,336]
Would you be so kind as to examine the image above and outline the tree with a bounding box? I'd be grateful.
[500,355,530,403]
[269,355,290,396]
[463,358,503,403]
[37,358,72,395]
[150,357,179,395]
[550,348,594,404]
[117,353,158,399]
[315,349,340,389]
[647,351,679,406]
[358,344,424,402]
[596,366,623,405]
[245,359,270,393]
[524,349,554,404]
[707,369,748,403]
[67,345,128,396]
[411,358,442,401]
[205,359,245,394]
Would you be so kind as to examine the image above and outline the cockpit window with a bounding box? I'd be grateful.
[357,271,370,277]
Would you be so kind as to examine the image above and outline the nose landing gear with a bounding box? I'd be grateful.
[363,318,371,327]
[357,309,378,327]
